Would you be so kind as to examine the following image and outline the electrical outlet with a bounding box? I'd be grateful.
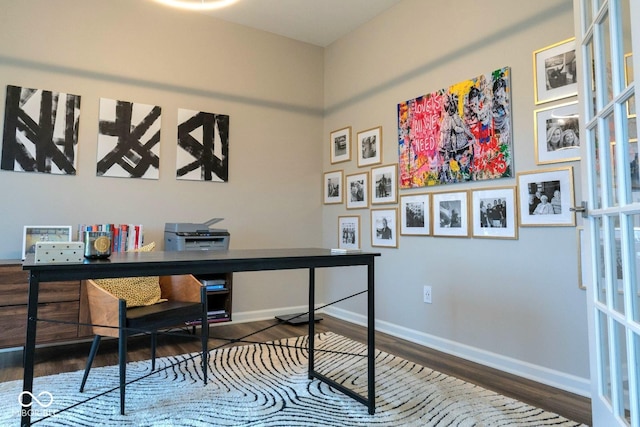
[423,285,432,304]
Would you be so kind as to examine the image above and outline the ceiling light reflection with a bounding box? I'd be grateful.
[152,0,239,11]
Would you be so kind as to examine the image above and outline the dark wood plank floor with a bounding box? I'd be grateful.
[0,315,591,425]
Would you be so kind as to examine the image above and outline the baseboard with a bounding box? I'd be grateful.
[230,305,312,324]
[322,306,590,398]
[231,304,589,397]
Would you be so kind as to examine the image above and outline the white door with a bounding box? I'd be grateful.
[575,0,640,425]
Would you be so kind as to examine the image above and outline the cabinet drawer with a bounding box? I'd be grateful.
[0,265,80,306]
[0,302,79,348]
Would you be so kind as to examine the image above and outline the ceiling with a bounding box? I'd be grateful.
[195,0,404,47]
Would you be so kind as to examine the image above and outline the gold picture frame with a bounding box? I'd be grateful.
[533,38,578,105]
[517,167,575,227]
[330,126,351,164]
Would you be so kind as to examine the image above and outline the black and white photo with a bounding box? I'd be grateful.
[533,38,578,104]
[330,126,351,164]
[338,215,360,249]
[371,208,398,248]
[400,193,430,235]
[535,101,580,164]
[472,187,518,239]
[323,170,343,204]
[357,126,382,167]
[518,167,575,226]
[371,163,397,204]
[432,191,469,237]
[346,172,369,209]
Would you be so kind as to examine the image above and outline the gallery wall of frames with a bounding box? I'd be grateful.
[325,38,617,260]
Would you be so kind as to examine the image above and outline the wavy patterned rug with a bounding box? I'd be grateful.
[1,332,585,426]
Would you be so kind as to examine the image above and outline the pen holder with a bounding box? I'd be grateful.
[84,231,112,259]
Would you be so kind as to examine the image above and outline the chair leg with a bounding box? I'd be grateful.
[79,335,101,392]
[151,332,157,371]
[118,300,127,415]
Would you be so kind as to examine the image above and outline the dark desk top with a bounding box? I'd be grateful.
[22,248,380,282]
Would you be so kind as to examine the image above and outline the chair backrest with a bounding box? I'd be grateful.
[84,275,204,337]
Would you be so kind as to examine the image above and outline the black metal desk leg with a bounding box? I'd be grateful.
[368,260,376,415]
[308,267,315,379]
[22,271,40,427]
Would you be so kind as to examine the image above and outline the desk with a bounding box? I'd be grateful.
[21,248,379,426]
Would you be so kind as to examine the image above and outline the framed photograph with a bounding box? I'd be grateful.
[371,163,398,204]
[471,187,518,239]
[517,167,575,227]
[330,126,351,164]
[346,172,369,209]
[400,193,430,236]
[371,208,398,248]
[534,101,580,164]
[338,215,360,250]
[533,37,577,104]
[357,126,382,167]
[323,170,343,204]
[432,191,469,238]
[22,225,72,260]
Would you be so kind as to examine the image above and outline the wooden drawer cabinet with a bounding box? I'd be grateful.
[0,302,80,348]
[0,262,85,349]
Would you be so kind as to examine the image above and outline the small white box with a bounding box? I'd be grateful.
[34,242,85,263]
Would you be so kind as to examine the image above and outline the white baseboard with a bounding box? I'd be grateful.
[229,305,311,324]
[322,306,591,398]
[229,305,590,397]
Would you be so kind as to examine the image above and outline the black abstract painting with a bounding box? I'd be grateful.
[176,108,229,182]
[97,98,161,179]
[1,85,80,174]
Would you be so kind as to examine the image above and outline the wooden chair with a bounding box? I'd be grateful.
[79,275,209,415]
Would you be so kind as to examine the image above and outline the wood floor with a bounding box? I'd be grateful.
[0,315,591,425]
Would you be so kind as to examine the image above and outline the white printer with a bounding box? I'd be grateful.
[164,218,230,252]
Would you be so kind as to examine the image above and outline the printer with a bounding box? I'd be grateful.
[164,218,230,252]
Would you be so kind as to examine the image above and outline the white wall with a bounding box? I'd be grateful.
[0,0,325,313]
[321,0,590,395]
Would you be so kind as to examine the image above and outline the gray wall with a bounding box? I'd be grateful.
[321,0,589,395]
[0,0,589,396]
[0,0,325,314]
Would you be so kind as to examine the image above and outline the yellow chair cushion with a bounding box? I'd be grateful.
[93,242,165,308]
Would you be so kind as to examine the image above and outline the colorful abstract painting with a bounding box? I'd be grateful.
[1,85,80,174]
[176,108,229,182]
[398,67,512,188]
[96,98,161,179]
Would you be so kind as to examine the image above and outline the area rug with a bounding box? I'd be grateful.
[0,332,586,426]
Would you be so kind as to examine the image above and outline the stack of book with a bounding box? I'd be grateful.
[200,277,227,291]
[77,224,144,253]
[207,309,229,321]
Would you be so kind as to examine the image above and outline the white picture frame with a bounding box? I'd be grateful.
[400,193,430,236]
[22,225,72,260]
